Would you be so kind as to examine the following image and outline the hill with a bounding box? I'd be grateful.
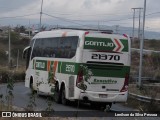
[66,25,160,40]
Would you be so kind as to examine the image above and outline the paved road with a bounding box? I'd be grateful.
[0,82,136,116]
[1,83,159,120]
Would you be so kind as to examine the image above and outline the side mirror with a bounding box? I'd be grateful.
[23,46,31,59]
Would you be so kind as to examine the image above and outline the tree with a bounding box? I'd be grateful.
[19,26,26,33]
[14,25,26,33]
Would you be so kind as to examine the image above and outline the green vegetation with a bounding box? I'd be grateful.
[129,39,160,111]
[129,84,160,99]
[6,73,14,111]
[125,96,160,112]
[130,39,160,81]
[0,28,28,83]
[0,68,25,83]
[0,29,30,67]
[132,39,160,51]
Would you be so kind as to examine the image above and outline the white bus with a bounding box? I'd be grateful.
[23,29,131,109]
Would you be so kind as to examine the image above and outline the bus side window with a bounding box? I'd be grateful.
[58,36,78,58]
[31,39,43,58]
[31,36,78,59]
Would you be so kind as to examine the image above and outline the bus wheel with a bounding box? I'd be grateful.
[61,86,68,105]
[54,83,61,103]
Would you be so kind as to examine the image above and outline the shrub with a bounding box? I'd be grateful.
[0,69,25,83]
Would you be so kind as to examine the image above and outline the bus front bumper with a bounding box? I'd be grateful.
[79,91,128,103]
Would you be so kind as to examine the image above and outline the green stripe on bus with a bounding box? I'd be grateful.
[57,62,130,78]
[33,59,130,78]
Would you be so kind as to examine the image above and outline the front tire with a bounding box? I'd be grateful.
[54,83,61,103]
[61,86,69,105]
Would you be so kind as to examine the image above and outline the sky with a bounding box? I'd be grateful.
[0,0,160,32]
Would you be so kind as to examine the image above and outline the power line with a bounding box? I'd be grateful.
[0,13,39,20]
[43,9,132,16]
[43,13,107,29]
[0,10,159,23]
[146,11,160,16]
[40,10,160,22]
[0,10,159,32]
[43,12,91,27]
[54,12,131,18]
[100,12,160,23]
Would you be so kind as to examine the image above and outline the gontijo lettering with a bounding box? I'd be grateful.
[85,41,114,47]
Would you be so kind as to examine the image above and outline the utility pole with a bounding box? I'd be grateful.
[16,49,19,71]
[29,20,31,39]
[132,8,136,45]
[39,0,43,32]
[8,26,11,67]
[132,8,143,44]
[138,0,146,87]
[138,8,143,40]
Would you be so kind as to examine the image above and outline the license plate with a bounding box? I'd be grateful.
[99,94,108,98]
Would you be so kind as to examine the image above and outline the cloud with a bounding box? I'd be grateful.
[0,0,38,13]
[99,0,111,3]
[0,0,40,19]
[0,0,160,32]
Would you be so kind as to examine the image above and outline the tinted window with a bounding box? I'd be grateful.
[32,36,78,59]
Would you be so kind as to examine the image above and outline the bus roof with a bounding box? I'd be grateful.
[32,29,129,40]
[32,29,85,39]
